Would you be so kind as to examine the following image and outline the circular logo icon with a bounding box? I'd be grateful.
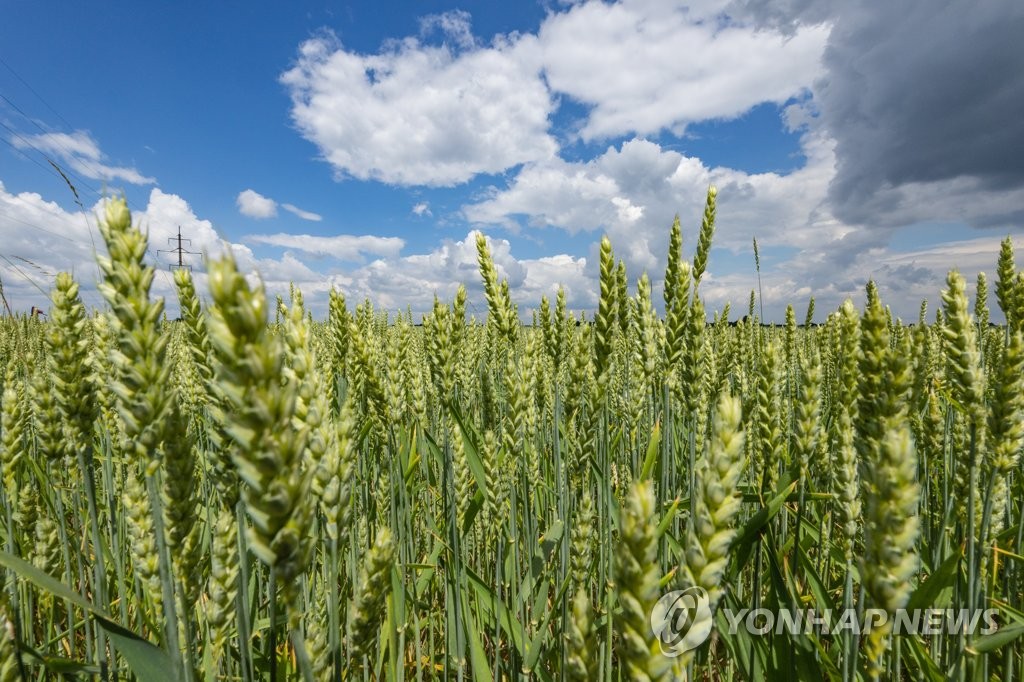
[650,587,713,657]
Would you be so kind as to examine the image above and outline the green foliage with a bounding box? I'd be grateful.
[0,194,1021,682]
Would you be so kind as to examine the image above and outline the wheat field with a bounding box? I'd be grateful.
[0,189,1023,681]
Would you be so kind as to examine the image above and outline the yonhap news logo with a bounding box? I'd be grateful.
[715,607,999,637]
[650,587,714,657]
[650,586,1000,658]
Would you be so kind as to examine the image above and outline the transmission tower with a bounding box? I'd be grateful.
[158,226,200,271]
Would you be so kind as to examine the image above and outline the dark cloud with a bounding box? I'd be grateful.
[880,263,934,288]
[819,0,1024,225]
[734,0,1024,228]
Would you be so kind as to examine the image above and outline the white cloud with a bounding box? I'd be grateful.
[419,10,476,49]
[237,191,323,222]
[333,230,594,316]
[245,232,405,260]
[0,180,98,310]
[515,253,595,311]
[4,177,1017,325]
[237,189,278,218]
[228,244,326,294]
[465,156,625,233]
[412,202,431,217]
[0,183,229,312]
[0,182,336,318]
[12,130,155,186]
[279,3,828,186]
[538,0,830,139]
[135,188,226,261]
[281,203,323,221]
[280,31,557,186]
[463,129,862,315]
[465,132,841,254]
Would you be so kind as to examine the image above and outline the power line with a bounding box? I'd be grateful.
[0,243,105,311]
[0,83,152,223]
[0,91,52,136]
[0,58,191,301]
[0,274,11,315]
[0,253,50,298]
[0,208,78,242]
[1,119,176,289]
[0,127,69,182]
[0,116,137,216]
[0,155,169,312]
[158,226,200,271]
[0,52,75,132]
[0,89,146,226]
[11,254,52,277]
[2,88,150,196]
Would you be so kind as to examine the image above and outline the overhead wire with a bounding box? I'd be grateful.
[0,203,107,310]
[0,253,50,299]
[0,74,179,300]
[0,53,75,132]
[0,209,77,242]
[0,128,69,182]
[1,98,153,211]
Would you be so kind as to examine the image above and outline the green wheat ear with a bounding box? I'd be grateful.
[985,331,1024,543]
[206,250,315,624]
[0,603,19,682]
[173,268,214,403]
[680,392,746,612]
[96,196,171,461]
[46,272,97,462]
[348,525,395,672]
[995,236,1019,332]
[1,362,26,500]
[941,270,986,529]
[692,184,717,287]
[614,480,679,681]
[565,587,597,681]
[861,425,920,680]
[476,232,516,343]
[205,508,239,669]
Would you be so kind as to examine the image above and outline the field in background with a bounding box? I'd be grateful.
[1,190,1023,681]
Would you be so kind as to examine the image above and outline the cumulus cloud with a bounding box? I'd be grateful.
[279,1,828,185]
[0,180,98,308]
[10,1,1021,324]
[538,0,830,139]
[267,0,1023,320]
[0,184,227,300]
[0,179,594,321]
[280,30,557,186]
[333,230,595,315]
[463,128,922,317]
[4,178,1017,324]
[281,203,323,221]
[465,131,843,274]
[245,232,405,260]
[237,190,322,221]
[455,0,1024,318]
[0,182,341,317]
[0,183,230,311]
[237,189,278,218]
[419,9,476,49]
[12,130,155,186]
[137,188,225,256]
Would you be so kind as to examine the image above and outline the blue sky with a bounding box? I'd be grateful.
[1,0,1022,320]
